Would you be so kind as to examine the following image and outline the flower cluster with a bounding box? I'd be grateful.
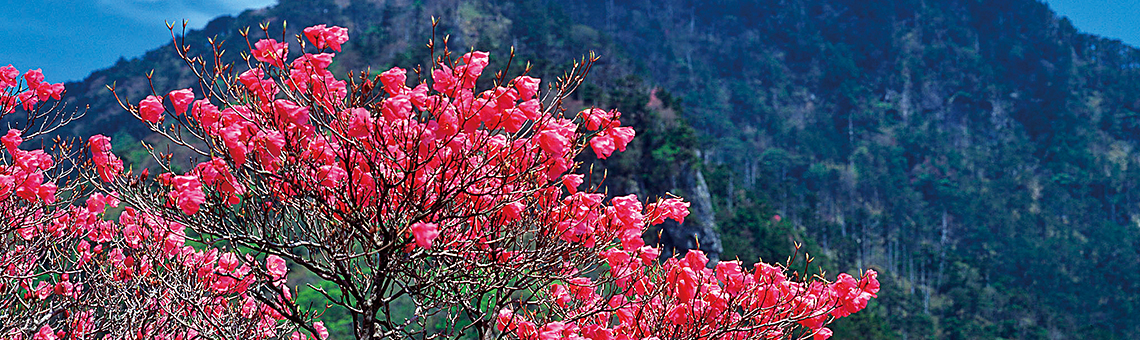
[131,34,592,227]
[0,129,55,204]
[0,66,67,206]
[302,24,349,52]
[0,65,63,112]
[88,134,123,183]
[494,197,878,340]
[2,188,308,339]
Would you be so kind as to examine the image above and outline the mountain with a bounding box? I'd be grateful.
[56,0,1140,338]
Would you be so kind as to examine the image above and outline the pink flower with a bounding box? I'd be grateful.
[217,252,239,273]
[85,192,119,213]
[317,165,348,188]
[239,69,280,102]
[814,327,833,340]
[610,126,635,152]
[410,222,440,249]
[431,65,457,94]
[581,108,610,131]
[381,95,412,122]
[192,99,222,132]
[2,129,22,152]
[409,83,430,109]
[610,194,645,229]
[514,75,540,100]
[684,249,709,269]
[536,119,576,157]
[139,95,164,123]
[35,83,63,101]
[313,321,329,340]
[267,254,287,280]
[271,99,310,126]
[32,325,56,340]
[18,90,37,111]
[195,157,245,204]
[567,277,596,301]
[537,321,569,340]
[221,125,250,166]
[650,198,690,224]
[458,51,490,89]
[168,88,195,115]
[380,67,407,95]
[171,174,205,215]
[0,94,15,113]
[638,246,661,265]
[36,183,56,203]
[861,269,880,296]
[496,308,517,331]
[589,134,616,159]
[89,134,123,182]
[343,107,373,138]
[562,174,584,194]
[23,68,43,89]
[252,39,289,68]
[0,64,18,88]
[666,304,690,325]
[502,202,525,222]
[303,25,349,52]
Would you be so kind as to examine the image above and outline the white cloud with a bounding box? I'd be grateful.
[95,0,276,30]
[217,0,277,13]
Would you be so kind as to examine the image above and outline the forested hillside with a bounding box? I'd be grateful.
[55,0,1140,338]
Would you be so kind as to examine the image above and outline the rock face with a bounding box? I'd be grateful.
[657,167,722,267]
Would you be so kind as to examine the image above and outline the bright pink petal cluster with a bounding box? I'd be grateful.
[138,95,164,123]
[169,88,195,115]
[0,67,64,112]
[88,134,123,182]
[411,222,441,249]
[0,64,18,88]
[252,39,289,68]
[582,109,635,159]
[3,190,304,339]
[303,24,349,52]
[0,129,57,204]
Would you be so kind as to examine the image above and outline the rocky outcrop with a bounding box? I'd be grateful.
[657,166,722,267]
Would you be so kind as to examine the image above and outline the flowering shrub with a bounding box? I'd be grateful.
[1,21,878,339]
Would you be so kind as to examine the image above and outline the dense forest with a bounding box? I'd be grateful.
[51,0,1140,338]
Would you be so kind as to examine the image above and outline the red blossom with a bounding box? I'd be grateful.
[303,24,349,52]
[2,129,21,152]
[0,64,18,87]
[411,222,440,249]
[380,66,407,95]
[138,95,164,123]
[252,39,289,68]
[23,68,43,89]
[168,88,195,115]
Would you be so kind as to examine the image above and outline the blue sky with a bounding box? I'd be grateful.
[0,1,1137,83]
[0,0,275,82]
[1045,0,1140,47]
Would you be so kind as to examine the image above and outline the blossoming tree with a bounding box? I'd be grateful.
[1,20,878,340]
